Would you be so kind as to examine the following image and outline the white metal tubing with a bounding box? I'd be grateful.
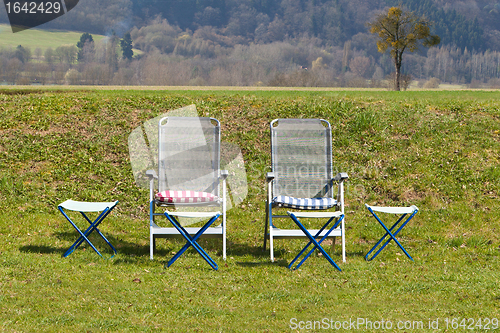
[222,175,227,260]
[268,178,274,262]
[339,180,346,263]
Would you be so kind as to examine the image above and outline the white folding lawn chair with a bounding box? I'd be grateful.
[263,118,348,270]
[146,116,228,270]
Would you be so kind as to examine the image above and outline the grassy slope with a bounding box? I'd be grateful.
[0,24,105,51]
[0,88,499,332]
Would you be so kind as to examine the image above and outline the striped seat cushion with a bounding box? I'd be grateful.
[155,190,218,203]
[273,196,337,210]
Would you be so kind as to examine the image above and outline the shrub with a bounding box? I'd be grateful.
[423,77,440,89]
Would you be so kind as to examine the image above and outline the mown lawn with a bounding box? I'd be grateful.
[0,88,499,332]
[0,24,105,52]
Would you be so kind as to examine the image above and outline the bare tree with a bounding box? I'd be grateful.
[349,56,371,78]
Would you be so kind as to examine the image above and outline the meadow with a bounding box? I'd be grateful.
[0,24,106,52]
[0,87,499,332]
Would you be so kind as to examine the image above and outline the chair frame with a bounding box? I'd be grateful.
[263,118,348,267]
[146,116,227,269]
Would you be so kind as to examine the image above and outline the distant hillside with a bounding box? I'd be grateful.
[0,0,499,87]
[0,0,497,51]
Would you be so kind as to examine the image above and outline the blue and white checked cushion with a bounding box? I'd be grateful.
[273,196,337,210]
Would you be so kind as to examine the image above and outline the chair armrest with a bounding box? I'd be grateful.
[146,170,157,202]
[146,170,158,179]
[266,172,275,182]
[333,172,349,182]
[220,169,229,180]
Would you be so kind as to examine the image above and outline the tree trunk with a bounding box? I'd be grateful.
[394,52,401,91]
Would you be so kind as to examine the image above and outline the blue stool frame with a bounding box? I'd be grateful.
[287,211,344,271]
[58,200,118,258]
[163,211,221,270]
[364,204,418,261]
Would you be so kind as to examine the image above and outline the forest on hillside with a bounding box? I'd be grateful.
[1,0,500,87]
[0,0,491,50]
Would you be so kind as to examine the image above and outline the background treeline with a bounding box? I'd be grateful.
[3,30,500,87]
[0,0,489,51]
[0,0,500,86]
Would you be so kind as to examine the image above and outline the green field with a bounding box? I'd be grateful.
[0,88,499,332]
[0,24,105,51]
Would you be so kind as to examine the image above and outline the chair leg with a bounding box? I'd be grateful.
[331,236,336,253]
[341,218,346,263]
[150,233,154,260]
[270,227,274,262]
[263,204,269,251]
[268,203,274,262]
[223,231,226,261]
[222,179,227,261]
[150,199,155,260]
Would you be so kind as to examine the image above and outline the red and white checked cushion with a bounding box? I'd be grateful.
[155,190,217,203]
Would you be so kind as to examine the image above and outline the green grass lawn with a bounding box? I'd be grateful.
[0,88,499,332]
[0,24,105,51]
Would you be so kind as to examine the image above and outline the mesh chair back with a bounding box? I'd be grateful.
[158,117,220,197]
[270,118,333,199]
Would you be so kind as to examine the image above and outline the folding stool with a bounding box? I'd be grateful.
[287,211,345,271]
[364,204,418,261]
[58,200,118,258]
[161,211,221,270]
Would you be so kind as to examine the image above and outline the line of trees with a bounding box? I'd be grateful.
[2,28,500,88]
[404,46,500,86]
